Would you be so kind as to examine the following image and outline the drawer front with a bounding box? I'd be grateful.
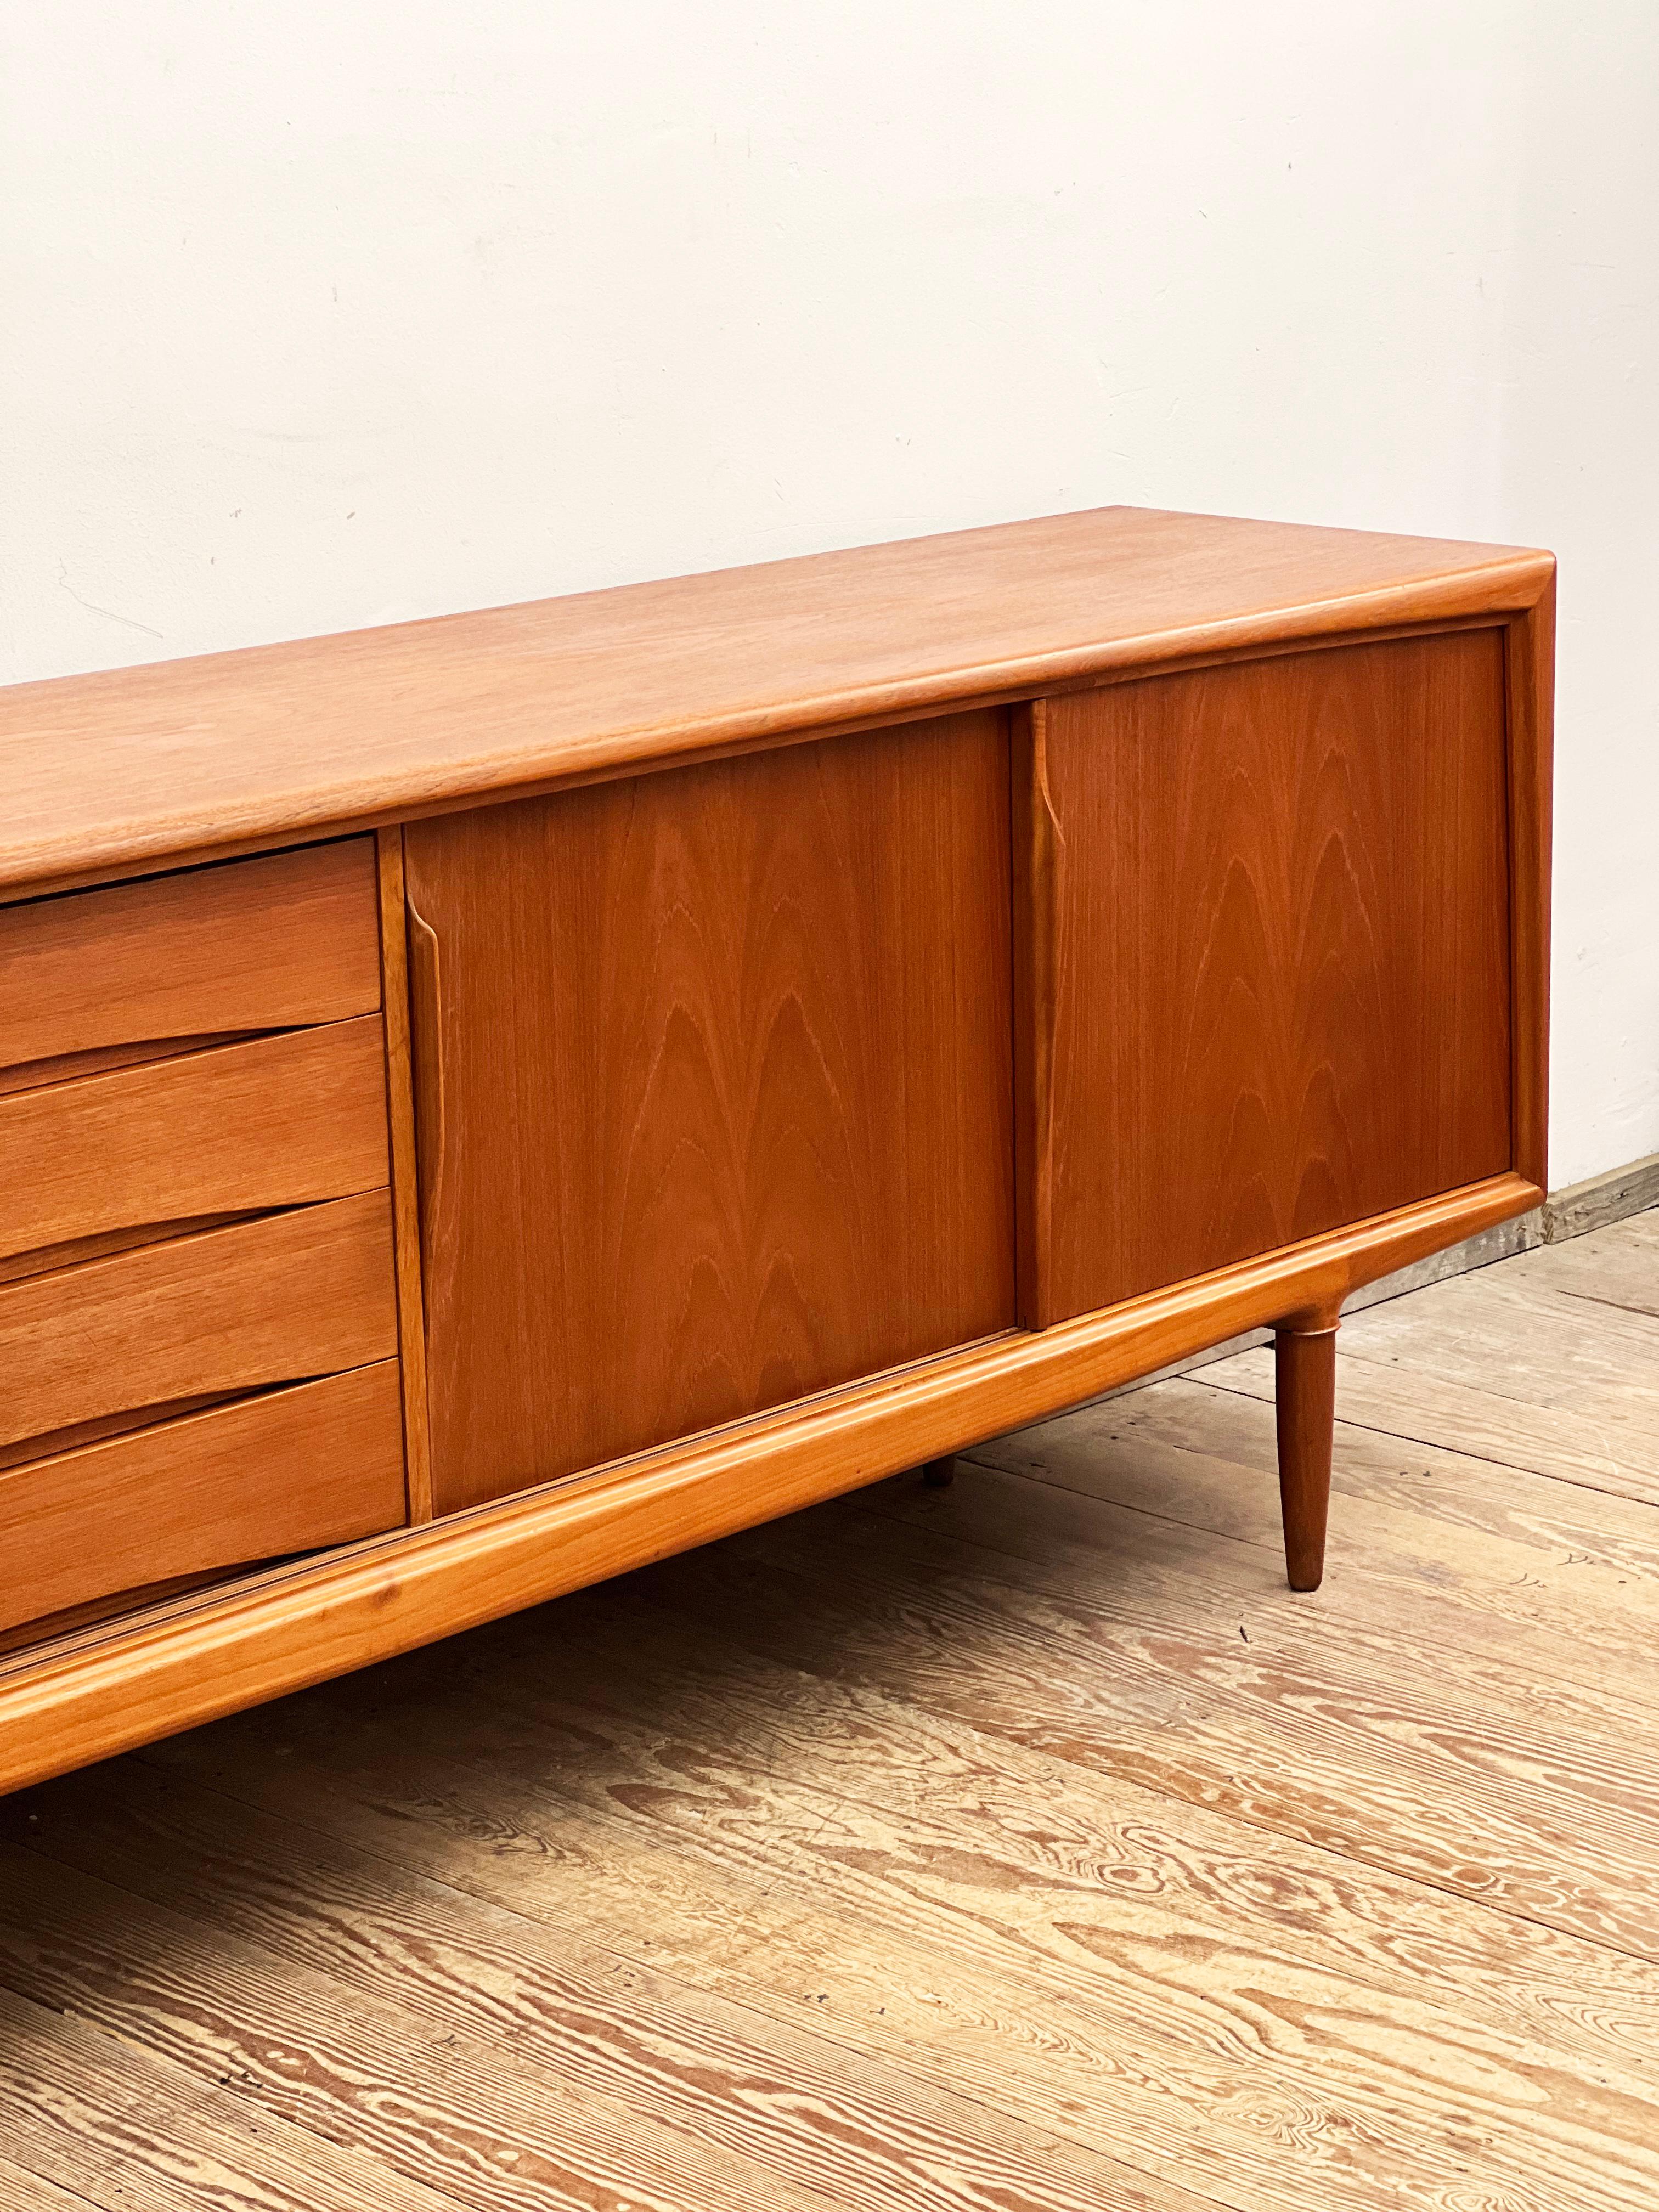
[0,1017,390,1268]
[0,1190,399,1455]
[0,838,381,1076]
[0,1363,407,1634]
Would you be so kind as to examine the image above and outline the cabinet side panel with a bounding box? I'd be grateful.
[404,710,1015,1513]
[1033,630,1513,1321]
[1505,580,1555,1191]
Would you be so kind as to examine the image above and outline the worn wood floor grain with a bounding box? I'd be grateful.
[1,1212,1656,2210]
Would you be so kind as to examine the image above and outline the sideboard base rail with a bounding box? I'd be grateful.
[0,1170,1538,1796]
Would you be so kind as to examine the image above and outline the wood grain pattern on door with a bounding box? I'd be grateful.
[1016,629,1514,1324]
[404,711,1015,1512]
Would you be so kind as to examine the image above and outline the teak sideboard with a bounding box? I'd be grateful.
[0,508,1553,1795]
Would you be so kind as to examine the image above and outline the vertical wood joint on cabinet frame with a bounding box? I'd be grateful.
[1012,698,1060,1331]
[376,826,433,1525]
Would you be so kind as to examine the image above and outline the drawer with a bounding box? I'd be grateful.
[0,1191,398,1456]
[0,838,381,1077]
[0,1363,407,1634]
[0,1017,390,1268]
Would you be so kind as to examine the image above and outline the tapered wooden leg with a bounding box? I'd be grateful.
[1274,1320,1338,1591]
[922,1455,956,1488]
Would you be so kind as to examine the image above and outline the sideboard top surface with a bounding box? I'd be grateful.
[0,504,1552,895]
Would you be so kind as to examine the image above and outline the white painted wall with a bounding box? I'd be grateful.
[3,4,1655,1187]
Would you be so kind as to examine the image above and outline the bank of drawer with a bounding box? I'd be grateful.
[0,1018,390,1266]
[0,838,381,1075]
[0,1362,407,1634]
[0,1191,398,1455]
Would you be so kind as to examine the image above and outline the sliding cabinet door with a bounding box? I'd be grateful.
[1016,629,1514,1324]
[405,710,1015,1511]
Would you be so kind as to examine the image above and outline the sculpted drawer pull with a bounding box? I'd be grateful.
[405,892,447,1277]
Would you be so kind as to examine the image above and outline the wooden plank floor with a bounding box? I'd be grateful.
[2,1212,1658,2210]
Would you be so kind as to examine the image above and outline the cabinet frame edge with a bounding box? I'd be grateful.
[1010,699,1058,1327]
[375,825,435,1524]
[1504,575,1555,1193]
